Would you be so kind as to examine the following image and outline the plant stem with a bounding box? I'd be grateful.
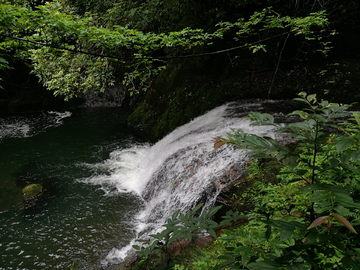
[309,120,320,223]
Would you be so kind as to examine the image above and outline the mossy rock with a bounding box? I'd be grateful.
[22,184,43,200]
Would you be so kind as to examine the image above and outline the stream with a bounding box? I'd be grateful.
[0,108,145,269]
[0,100,291,269]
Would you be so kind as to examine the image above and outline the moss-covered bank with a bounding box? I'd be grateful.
[127,55,248,142]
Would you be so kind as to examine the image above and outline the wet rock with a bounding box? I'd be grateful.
[194,233,214,249]
[22,184,43,200]
[123,251,139,267]
[167,238,191,257]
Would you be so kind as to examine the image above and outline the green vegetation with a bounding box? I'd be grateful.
[131,93,360,269]
[22,183,43,200]
[133,203,223,269]
[2,0,359,136]
[0,1,339,100]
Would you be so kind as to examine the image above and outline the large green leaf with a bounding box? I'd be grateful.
[208,229,216,238]
[206,205,222,219]
[286,263,309,270]
[336,136,354,152]
[247,261,279,270]
[280,227,294,241]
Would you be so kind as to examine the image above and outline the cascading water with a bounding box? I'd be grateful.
[80,101,285,267]
[0,100,293,269]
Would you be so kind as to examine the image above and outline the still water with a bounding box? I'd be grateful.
[0,108,147,269]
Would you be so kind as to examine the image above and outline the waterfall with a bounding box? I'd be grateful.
[82,100,284,266]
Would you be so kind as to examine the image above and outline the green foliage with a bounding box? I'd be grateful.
[174,265,188,270]
[22,183,43,200]
[0,55,10,70]
[132,203,222,269]
[128,93,360,269]
[188,239,228,270]
[30,48,116,100]
[0,1,334,98]
[209,92,360,269]
[0,54,11,88]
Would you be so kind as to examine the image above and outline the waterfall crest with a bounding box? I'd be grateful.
[90,100,283,266]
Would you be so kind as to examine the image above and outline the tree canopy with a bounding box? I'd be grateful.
[0,0,357,100]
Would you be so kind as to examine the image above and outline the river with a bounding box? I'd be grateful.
[0,101,285,269]
[0,108,147,269]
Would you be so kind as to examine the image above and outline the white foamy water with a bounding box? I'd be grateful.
[79,145,151,195]
[47,111,72,124]
[78,101,283,267]
[0,123,31,138]
[0,111,72,139]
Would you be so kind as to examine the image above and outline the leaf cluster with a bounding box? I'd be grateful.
[132,203,223,269]
[208,92,360,269]
[0,2,334,98]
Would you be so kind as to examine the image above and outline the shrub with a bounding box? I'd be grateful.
[212,92,360,269]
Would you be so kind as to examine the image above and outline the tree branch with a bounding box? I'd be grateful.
[0,32,290,61]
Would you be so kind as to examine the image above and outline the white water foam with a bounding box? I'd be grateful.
[47,111,72,125]
[86,101,282,266]
[0,123,31,138]
[79,144,151,195]
[0,111,72,139]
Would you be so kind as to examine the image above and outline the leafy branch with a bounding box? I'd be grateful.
[209,92,360,269]
[0,2,334,98]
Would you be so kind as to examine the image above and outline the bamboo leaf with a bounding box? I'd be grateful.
[189,203,203,216]
[208,229,216,238]
[307,216,330,230]
[214,140,227,151]
[172,209,181,220]
[206,205,222,219]
[332,213,358,234]
[293,98,308,103]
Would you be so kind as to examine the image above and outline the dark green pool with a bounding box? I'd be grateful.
[0,108,146,269]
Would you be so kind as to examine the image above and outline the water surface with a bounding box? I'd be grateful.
[0,108,146,269]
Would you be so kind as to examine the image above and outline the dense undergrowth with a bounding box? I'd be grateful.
[131,92,360,270]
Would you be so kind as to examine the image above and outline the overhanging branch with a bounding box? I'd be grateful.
[0,32,290,61]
